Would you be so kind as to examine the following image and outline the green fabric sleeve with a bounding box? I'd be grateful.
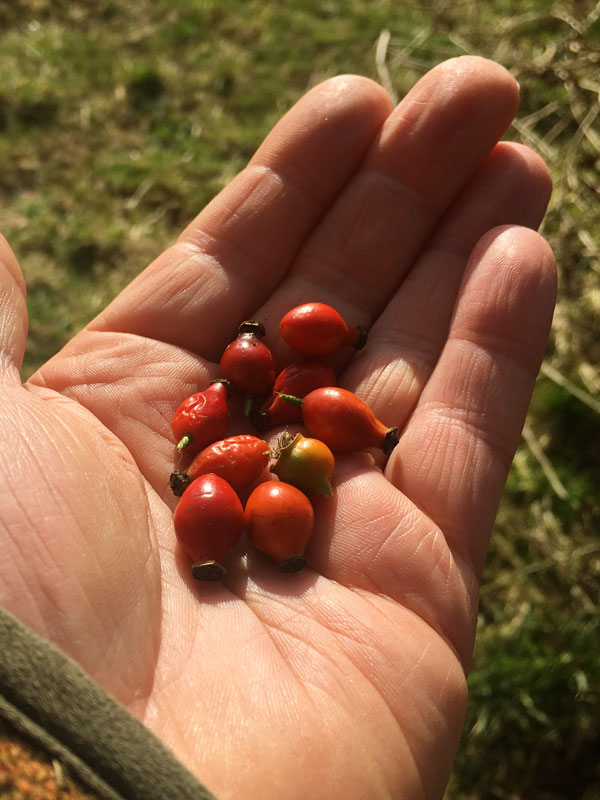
[0,606,218,800]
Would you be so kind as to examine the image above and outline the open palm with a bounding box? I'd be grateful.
[0,57,556,800]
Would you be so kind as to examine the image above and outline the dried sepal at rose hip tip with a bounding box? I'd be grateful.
[171,379,231,456]
[280,302,367,356]
[170,434,270,497]
[173,473,245,581]
[251,358,337,431]
[244,481,314,572]
[280,386,399,454]
[220,321,276,411]
[270,431,335,497]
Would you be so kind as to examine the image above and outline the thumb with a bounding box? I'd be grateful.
[0,234,28,384]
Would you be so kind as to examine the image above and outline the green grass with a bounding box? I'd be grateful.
[1,1,599,798]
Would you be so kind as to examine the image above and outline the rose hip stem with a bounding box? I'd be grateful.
[280,387,399,455]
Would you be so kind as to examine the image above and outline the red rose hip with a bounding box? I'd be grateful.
[171,380,231,456]
[174,473,245,580]
[280,302,367,356]
[170,434,270,497]
[220,321,276,398]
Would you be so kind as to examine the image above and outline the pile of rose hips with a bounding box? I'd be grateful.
[170,302,399,581]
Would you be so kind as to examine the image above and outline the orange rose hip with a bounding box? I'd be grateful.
[245,481,314,572]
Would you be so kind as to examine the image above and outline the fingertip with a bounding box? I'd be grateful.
[482,141,554,226]
[423,55,520,127]
[251,73,394,176]
[308,73,395,115]
[465,224,557,349]
[434,54,520,96]
[474,224,556,286]
[491,140,552,183]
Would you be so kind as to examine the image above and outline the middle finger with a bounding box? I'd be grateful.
[258,56,521,361]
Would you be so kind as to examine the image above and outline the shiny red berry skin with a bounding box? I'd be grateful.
[220,320,276,397]
[280,302,367,356]
[173,473,245,580]
[171,380,230,456]
[245,481,314,572]
[293,386,399,454]
[170,434,270,497]
[253,358,336,430]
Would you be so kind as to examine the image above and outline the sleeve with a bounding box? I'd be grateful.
[0,606,218,800]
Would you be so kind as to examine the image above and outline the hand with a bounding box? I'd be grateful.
[0,56,556,800]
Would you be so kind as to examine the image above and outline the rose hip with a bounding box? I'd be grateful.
[281,386,399,454]
[170,434,270,497]
[270,431,334,497]
[280,302,367,356]
[173,473,245,581]
[220,320,276,399]
[171,379,231,456]
[252,358,336,430]
[245,481,314,572]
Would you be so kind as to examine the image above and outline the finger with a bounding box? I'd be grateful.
[87,76,393,360]
[386,225,556,574]
[254,56,521,360]
[0,234,28,385]
[342,141,552,424]
[305,226,555,666]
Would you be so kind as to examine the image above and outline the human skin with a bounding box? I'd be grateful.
[0,57,556,800]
